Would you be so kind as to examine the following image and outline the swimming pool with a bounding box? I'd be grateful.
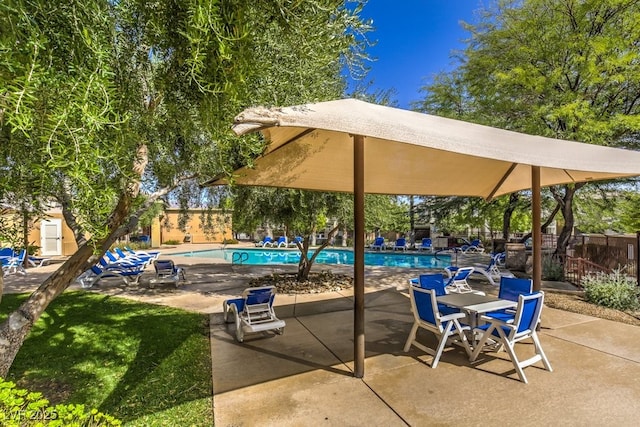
[174,248,452,269]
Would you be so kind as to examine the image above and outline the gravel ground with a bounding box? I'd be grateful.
[544,291,640,327]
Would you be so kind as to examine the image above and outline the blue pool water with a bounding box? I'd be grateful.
[174,248,451,269]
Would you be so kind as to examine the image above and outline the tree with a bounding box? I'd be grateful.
[0,0,370,376]
[416,0,640,255]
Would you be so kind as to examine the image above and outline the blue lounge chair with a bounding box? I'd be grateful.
[417,238,433,252]
[288,236,303,247]
[150,259,186,287]
[471,292,552,383]
[114,247,154,266]
[370,237,385,251]
[443,266,484,294]
[271,236,287,248]
[403,286,472,368]
[1,249,27,275]
[255,236,273,247]
[471,253,515,285]
[77,262,146,288]
[392,238,408,251]
[461,239,484,253]
[223,286,286,342]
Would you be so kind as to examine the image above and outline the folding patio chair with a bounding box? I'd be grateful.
[223,286,286,343]
[403,286,472,368]
[151,259,186,287]
[470,291,552,384]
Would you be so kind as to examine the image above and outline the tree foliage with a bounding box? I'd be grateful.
[415,0,640,253]
[0,0,371,376]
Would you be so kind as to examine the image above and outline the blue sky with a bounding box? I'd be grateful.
[354,1,484,109]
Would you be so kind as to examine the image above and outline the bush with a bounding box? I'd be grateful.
[0,378,121,426]
[542,255,564,281]
[222,238,239,244]
[582,269,640,311]
[162,239,182,245]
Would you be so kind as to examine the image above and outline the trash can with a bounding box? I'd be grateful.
[492,239,506,253]
[505,243,527,271]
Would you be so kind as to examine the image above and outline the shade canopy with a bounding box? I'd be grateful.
[207,98,640,378]
[212,98,640,200]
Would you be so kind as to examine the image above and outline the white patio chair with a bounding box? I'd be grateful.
[470,291,552,384]
[223,286,286,343]
[403,286,472,368]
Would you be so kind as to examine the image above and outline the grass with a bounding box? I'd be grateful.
[0,292,213,426]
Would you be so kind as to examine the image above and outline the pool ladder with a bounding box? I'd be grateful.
[231,251,249,265]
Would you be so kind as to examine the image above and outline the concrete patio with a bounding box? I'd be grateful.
[4,244,640,426]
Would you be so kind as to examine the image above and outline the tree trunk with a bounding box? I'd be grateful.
[0,145,149,377]
[502,193,519,240]
[341,226,348,247]
[552,183,584,256]
[0,244,97,376]
[296,225,340,282]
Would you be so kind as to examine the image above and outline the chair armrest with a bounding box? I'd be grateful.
[440,312,466,322]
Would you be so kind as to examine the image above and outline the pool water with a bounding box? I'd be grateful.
[174,248,451,269]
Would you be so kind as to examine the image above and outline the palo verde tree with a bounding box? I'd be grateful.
[230,187,352,281]
[0,0,370,376]
[416,0,640,255]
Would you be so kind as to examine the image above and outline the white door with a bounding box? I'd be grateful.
[40,219,62,256]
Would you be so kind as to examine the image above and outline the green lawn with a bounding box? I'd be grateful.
[0,292,213,426]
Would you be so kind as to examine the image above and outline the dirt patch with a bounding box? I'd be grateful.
[544,291,640,327]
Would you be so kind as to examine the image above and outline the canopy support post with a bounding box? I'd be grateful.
[353,134,365,378]
[532,166,542,291]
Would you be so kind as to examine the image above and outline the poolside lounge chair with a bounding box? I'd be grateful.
[471,253,515,285]
[271,236,288,248]
[288,236,303,248]
[1,249,27,275]
[28,255,51,268]
[471,291,552,384]
[255,236,273,247]
[461,239,484,253]
[443,266,484,294]
[392,238,408,251]
[123,246,160,260]
[403,286,472,368]
[417,238,433,252]
[222,286,286,342]
[77,261,146,288]
[150,259,186,287]
[370,237,385,251]
[114,247,155,266]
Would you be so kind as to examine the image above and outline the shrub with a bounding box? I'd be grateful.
[0,378,121,426]
[162,239,182,245]
[223,238,239,244]
[582,269,640,311]
[542,255,564,281]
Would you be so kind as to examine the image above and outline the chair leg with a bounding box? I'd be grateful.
[502,337,528,384]
[431,322,455,369]
[470,325,497,362]
[531,332,553,372]
[235,314,244,343]
[403,323,419,352]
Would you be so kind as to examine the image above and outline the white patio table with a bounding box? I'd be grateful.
[436,293,518,331]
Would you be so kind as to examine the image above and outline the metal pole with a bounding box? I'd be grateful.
[353,134,365,378]
[532,166,542,291]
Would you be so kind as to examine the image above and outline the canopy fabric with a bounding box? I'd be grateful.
[215,99,640,200]
[208,98,640,379]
